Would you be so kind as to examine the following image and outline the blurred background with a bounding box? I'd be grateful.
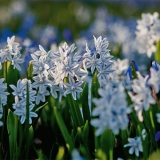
[0,0,160,75]
[0,0,160,41]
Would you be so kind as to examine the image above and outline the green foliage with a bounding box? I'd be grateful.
[155,40,160,64]
[7,110,18,160]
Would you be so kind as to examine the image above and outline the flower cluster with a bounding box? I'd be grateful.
[10,79,37,124]
[31,41,87,101]
[91,83,131,136]
[128,72,156,122]
[0,78,9,126]
[83,36,114,87]
[0,36,24,70]
[108,58,132,90]
[136,12,160,57]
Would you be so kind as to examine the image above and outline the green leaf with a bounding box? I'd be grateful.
[92,71,100,99]
[35,149,47,160]
[7,61,20,85]
[54,107,74,152]
[27,62,33,80]
[35,102,48,112]
[82,120,89,145]
[155,40,160,64]
[130,61,137,79]
[67,94,83,128]
[81,82,91,122]
[100,129,114,160]
[7,109,18,160]
[96,149,107,160]
[79,144,91,160]
[28,126,34,147]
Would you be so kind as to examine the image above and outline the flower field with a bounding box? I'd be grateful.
[0,1,160,160]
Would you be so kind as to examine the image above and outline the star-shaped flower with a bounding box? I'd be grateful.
[64,76,83,100]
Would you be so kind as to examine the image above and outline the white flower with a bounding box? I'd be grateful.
[91,83,131,136]
[11,54,24,71]
[32,60,48,76]
[33,45,47,62]
[10,79,36,102]
[83,36,114,84]
[0,36,24,69]
[124,137,143,157]
[6,36,20,56]
[93,35,109,55]
[49,84,61,99]
[60,57,77,78]
[0,78,9,106]
[128,72,156,121]
[136,12,160,57]
[32,75,51,93]
[64,76,83,100]
[148,68,160,93]
[112,59,129,76]
[36,89,50,105]
[83,54,100,73]
[97,63,114,82]
[14,103,38,124]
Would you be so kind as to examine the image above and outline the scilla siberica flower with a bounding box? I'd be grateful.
[31,45,55,104]
[108,58,132,90]
[83,36,114,86]
[10,79,37,124]
[0,36,24,70]
[64,76,83,100]
[31,41,87,101]
[124,137,143,157]
[91,83,131,136]
[128,72,156,122]
[135,12,160,58]
[0,78,9,126]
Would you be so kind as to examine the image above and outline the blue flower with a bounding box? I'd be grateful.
[124,137,143,157]
[64,76,83,100]
[155,131,160,142]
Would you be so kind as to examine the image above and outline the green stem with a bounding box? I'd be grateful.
[67,95,79,129]
[3,61,7,83]
[67,94,83,128]
[82,82,91,122]
[24,82,30,159]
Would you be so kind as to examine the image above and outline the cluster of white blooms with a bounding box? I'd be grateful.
[91,83,131,136]
[10,79,37,124]
[108,58,132,90]
[136,12,160,57]
[128,72,156,122]
[0,78,9,126]
[83,36,114,87]
[0,36,24,70]
[31,41,87,101]
[147,61,160,123]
